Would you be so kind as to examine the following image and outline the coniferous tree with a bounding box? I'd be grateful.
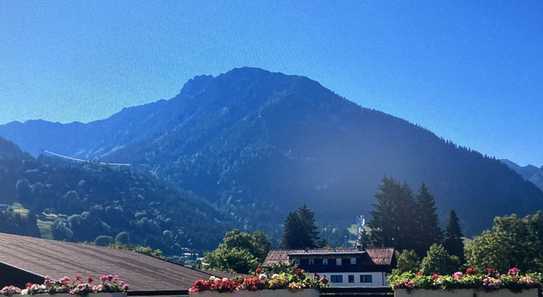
[297,205,321,246]
[282,206,320,249]
[369,177,418,251]
[414,184,443,255]
[443,210,464,263]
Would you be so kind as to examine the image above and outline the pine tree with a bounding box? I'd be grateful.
[414,184,443,255]
[443,210,464,263]
[281,206,320,249]
[297,205,320,247]
[368,177,417,251]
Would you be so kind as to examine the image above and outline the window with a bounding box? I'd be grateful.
[360,275,373,283]
[300,258,309,266]
[314,258,323,265]
[350,257,357,265]
[341,258,351,265]
[348,275,355,283]
[331,275,343,283]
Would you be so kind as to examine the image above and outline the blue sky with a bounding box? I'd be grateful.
[1,1,542,165]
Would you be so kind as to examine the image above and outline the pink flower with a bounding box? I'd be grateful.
[453,272,463,280]
[60,276,71,285]
[508,267,520,276]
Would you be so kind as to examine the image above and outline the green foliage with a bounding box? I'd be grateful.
[389,271,542,290]
[205,247,259,274]
[0,204,40,236]
[0,139,234,254]
[368,178,418,251]
[414,184,442,255]
[281,206,321,249]
[115,231,130,245]
[221,229,271,262]
[465,212,543,272]
[94,235,114,246]
[395,250,420,273]
[133,245,164,258]
[420,244,459,274]
[443,210,464,263]
[204,229,271,274]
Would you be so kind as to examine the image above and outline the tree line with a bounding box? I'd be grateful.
[203,176,543,275]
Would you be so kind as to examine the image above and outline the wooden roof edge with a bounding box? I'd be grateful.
[0,260,46,281]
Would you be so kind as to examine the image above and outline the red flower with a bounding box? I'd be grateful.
[242,276,264,291]
[465,267,477,275]
[255,267,262,274]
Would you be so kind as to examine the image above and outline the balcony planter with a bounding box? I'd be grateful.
[191,289,320,297]
[32,293,126,297]
[395,288,540,297]
[390,269,542,297]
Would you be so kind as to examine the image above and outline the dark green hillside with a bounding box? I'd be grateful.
[0,138,232,253]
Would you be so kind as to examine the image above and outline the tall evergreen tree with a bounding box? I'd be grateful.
[443,210,464,263]
[282,206,320,249]
[414,184,443,255]
[368,177,418,251]
[297,205,321,246]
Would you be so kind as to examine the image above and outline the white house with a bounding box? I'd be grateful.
[263,248,396,288]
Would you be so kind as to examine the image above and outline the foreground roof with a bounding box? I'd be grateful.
[0,233,212,291]
[263,248,395,267]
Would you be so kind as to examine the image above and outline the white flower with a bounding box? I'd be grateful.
[209,276,218,281]
[21,289,29,295]
[258,274,268,281]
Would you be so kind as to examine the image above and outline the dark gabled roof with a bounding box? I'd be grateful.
[288,249,366,256]
[263,250,290,266]
[0,233,212,291]
[263,248,395,267]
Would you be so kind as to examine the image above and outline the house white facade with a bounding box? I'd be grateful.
[264,248,395,288]
[310,271,388,288]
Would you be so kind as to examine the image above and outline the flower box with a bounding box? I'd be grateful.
[27,293,126,297]
[191,289,320,297]
[395,288,540,297]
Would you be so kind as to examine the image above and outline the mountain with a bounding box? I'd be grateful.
[0,137,232,253]
[1,67,542,235]
[502,159,543,191]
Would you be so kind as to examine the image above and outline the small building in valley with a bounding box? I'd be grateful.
[263,248,396,288]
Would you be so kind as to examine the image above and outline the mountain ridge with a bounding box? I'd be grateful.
[502,159,543,191]
[1,67,542,235]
